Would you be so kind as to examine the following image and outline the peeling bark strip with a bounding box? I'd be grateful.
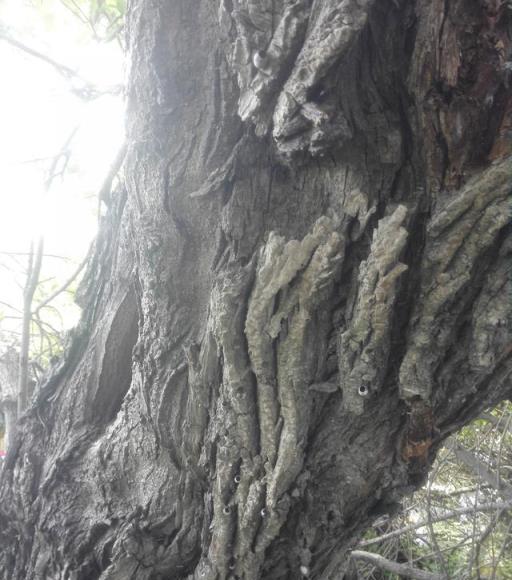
[245,217,344,477]
[1,1,511,579]
[339,205,408,415]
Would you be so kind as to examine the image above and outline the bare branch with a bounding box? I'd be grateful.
[351,550,446,580]
[445,439,512,501]
[411,535,474,565]
[0,26,76,77]
[0,301,22,314]
[0,252,73,261]
[33,248,91,315]
[359,502,512,548]
[0,26,122,100]
[29,142,127,320]
[470,509,504,577]
[480,411,512,436]
[96,141,127,220]
[59,0,90,25]
[490,519,512,580]
[18,236,44,414]
[425,464,451,579]
[32,314,62,340]
[17,127,79,414]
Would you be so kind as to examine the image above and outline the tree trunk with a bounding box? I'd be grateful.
[1,1,511,579]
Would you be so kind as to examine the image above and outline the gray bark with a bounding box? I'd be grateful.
[1,1,511,579]
[0,348,18,451]
[1,402,16,452]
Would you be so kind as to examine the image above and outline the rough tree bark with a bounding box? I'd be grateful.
[1,0,511,578]
[0,349,18,451]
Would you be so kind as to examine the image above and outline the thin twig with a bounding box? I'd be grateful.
[426,466,451,579]
[96,141,127,220]
[473,510,503,579]
[481,411,512,436]
[58,0,89,24]
[0,26,76,78]
[411,535,474,565]
[0,26,121,100]
[33,248,91,315]
[0,252,73,261]
[17,127,78,414]
[351,550,445,580]
[358,502,512,548]
[446,439,512,500]
[490,518,512,580]
[32,315,62,339]
[31,317,57,360]
[18,237,44,414]
[0,301,22,313]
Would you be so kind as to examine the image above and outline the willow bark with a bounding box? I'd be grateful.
[1,1,511,579]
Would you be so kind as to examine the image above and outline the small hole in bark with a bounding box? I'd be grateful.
[297,68,308,81]
[229,558,236,570]
[234,474,241,484]
[223,506,231,515]
[358,385,369,397]
[260,508,267,517]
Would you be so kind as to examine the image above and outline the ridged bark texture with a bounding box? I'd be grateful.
[1,0,511,579]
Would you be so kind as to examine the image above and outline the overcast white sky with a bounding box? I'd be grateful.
[0,0,125,340]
